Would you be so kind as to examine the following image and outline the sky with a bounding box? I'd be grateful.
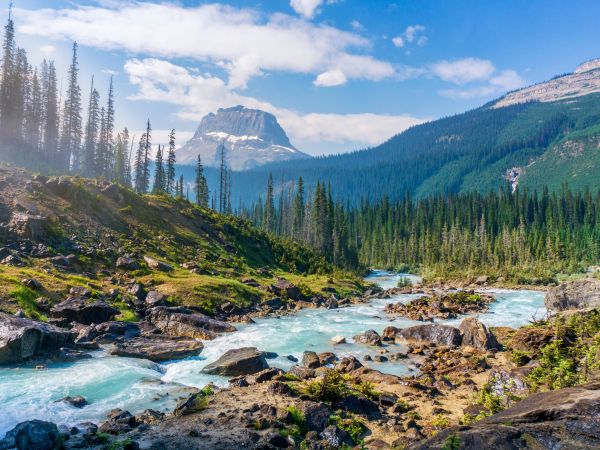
[5,0,600,155]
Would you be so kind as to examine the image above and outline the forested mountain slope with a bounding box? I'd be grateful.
[208,80,600,205]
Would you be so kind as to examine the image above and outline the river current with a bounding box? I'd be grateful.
[0,271,545,436]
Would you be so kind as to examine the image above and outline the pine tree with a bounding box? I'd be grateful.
[42,61,59,167]
[59,42,82,172]
[152,145,165,194]
[194,155,209,207]
[104,76,115,178]
[218,142,227,212]
[292,176,305,238]
[0,13,17,139]
[113,132,126,185]
[264,174,275,232]
[122,128,132,188]
[24,67,42,151]
[134,120,151,193]
[82,78,100,177]
[166,129,176,195]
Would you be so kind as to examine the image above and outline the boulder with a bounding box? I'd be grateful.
[109,335,202,362]
[271,278,301,300]
[300,402,331,432]
[302,350,321,369]
[318,352,337,366]
[143,256,173,272]
[0,313,76,364]
[335,356,363,373]
[459,317,500,351]
[320,425,353,448]
[144,291,167,307]
[353,329,382,346]
[57,395,88,408]
[116,256,140,271]
[382,326,399,341]
[7,212,47,240]
[98,409,136,434]
[147,306,235,340]
[331,335,346,345]
[51,297,118,325]
[333,394,379,417]
[410,382,600,450]
[0,420,60,450]
[545,279,600,311]
[397,324,462,347]
[202,347,269,376]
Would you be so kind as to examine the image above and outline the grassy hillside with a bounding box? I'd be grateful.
[0,164,363,319]
[200,93,600,205]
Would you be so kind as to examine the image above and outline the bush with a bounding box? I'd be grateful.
[305,370,349,402]
[510,349,531,366]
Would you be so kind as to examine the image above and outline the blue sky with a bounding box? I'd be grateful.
[5,0,600,155]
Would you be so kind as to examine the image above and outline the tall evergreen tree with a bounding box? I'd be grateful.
[82,78,100,177]
[218,142,227,212]
[152,145,165,194]
[0,13,17,139]
[134,120,151,193]
[24,67,42,150]
[195,155,209,207]
[59,42,82,172]
[166,129,176,195]
[292,176,305,238]
[264,174,275,232]
[42,61,59,166]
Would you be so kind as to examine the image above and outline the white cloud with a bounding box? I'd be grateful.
[393,24,427,49]
[123,58,426,148]
[350,20,364,31]
[430,58,495,84]
[15,2,394,89]
[39,45,55,55]
[290,0,323,19]
[438,69,525,99]
[392,36,404,48]
[314,69,347,87]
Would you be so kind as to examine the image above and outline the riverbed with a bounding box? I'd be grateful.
[0,271,545,436]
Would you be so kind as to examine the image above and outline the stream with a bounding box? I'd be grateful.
[0,271,546,436]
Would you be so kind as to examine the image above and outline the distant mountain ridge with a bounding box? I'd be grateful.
[208,60,600,205]
[176,106,309,170]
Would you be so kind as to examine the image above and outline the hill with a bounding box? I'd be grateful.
[0,164,362,319]
[198,63,600,206]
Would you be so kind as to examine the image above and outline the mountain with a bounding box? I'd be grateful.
[215,61,600,206]
[176,106,310,170]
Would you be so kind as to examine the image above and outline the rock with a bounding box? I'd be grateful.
[397,324,462,347]
[335,356,363,373]
[143,256,173,272]
[301,402,331,432]
[136,409,164,425]
[321,425,353,448]
[271,278,301,300]
[459,317,500,351]
[373,355,388,362]
[144,290,167,307]
[262,351,279,359]
[475,275,489,285]
[261,297,283,310]
[382,326,399,341]
[21,278,42,290]
[333,394,379,417]
[331,335,346,345]
[379,393,398,407]
[267,381,295,396]
[98,409,136,434]
[508,327,554,353]
[126,283,146,300]
[50,255,72,267]
[288,365,316,380]
[410,381,600,450]
[545,279,600,311]
[116,256,140,270]
[286,355,298,362]
[0,313,76,364]
[51,297,118,325]
[2,254,24,266]
[250,367,284,384]
[302,351,321,369]
[100,183,123,202]
[202,347,269,376]
[173,393,210,416]
[57,395,88,408]
[109,335,202,362]
[318,352,337,366]
[7,212,48,240]
[353,329,382,346]
[147,306,235,339]
[0,420,60,450]
[69,286,92,298]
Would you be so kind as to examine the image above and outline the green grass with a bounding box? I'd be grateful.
[9,286,45,320]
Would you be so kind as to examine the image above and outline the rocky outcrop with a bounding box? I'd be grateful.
[7,212,47,240]
[385,291,494,321]
[0,420,61,450]
[397,323,462,347]
[353,329,382,346]
[147,306,236,340]
[143,256,173,272]
[545,279,600,311]
[51,297,118,325]
[270,279,301,300]
[202,347,269,376]
[410,382,600,449]
[0,313,75,364]
[459,317,499,351]
[115,256,139,271]
[109,335,203,362]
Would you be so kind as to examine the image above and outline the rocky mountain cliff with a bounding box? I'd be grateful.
[176,106,310,170]
[493,59,600,108]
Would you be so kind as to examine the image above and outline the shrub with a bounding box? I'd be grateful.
[510,349,531,366]
[305,370,349,402]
